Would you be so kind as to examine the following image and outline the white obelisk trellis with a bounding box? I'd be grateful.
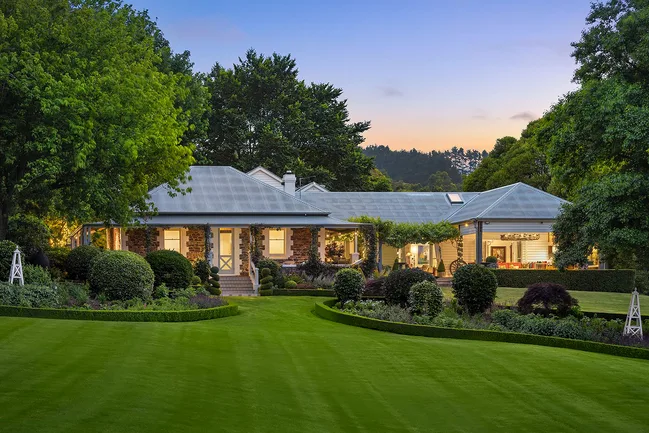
[8,248,24,286]
[623,289,643,339]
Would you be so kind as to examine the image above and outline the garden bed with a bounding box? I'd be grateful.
[272,289,335,297]
[315,299,649,360]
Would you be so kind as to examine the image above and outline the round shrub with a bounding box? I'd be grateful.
[408,281,444,318]
[23,264,53,285]
[89,250,154,301]
[145,250,194,290]
[452,264,498,315]
[284,280,298,289]
[47,247,71,270]
[333,268,365,303]
[384,268,436,306]
[66,245,102,281]
[517,282,579,317]
[0,240,20,279]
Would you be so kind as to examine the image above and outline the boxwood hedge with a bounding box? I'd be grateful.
[0,303,238,322]
[492,269,636,293]
[314,300,649,361]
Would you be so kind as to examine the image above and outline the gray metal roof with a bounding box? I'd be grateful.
[300,192,480,223]
[447,183,568,223]
[148,166,328,215]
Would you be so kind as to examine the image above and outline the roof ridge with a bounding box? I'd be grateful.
[444,191,485,221]
[517,182,570,204]
[227,166,331,214]
[473,184,518,219]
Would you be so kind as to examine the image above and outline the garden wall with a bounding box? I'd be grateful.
[314,300,649,361]
[492,269,636,293]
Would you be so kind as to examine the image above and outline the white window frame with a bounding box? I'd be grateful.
[268,228,287,256]
[164,229,181,253]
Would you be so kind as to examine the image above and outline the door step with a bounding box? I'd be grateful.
[220,275,255,296]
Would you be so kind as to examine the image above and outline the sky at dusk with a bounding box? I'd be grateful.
[128,0,593,152]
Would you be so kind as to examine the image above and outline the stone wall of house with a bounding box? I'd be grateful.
[125,228,160,256]
[289,228,319,263]
[186,227,205,262]
[239,228,250,275]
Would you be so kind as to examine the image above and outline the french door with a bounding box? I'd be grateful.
[219,228,234,274]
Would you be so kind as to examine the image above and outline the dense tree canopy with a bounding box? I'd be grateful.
[0,0,203,239]
[198,50,378,191]
[553,173,649,270]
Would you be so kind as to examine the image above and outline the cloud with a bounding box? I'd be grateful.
[378,86,403,97]
[510,111,537,121]
[470,109,489,120]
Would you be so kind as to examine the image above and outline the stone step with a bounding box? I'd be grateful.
[437,277,452,287]
[221,289,256,297]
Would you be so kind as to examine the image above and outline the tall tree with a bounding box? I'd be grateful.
[551,0,649,266]
[0,0,198,239]
[199,50,375,191]
[462,136,517,191]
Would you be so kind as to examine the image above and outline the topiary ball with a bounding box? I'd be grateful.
[89,250,154,301]
[452,264,497,315]
[261,267,271,277]
[146,250,194,290]
[333,268,365,303]
[408,280,443,318]
[284,280,297,289]
[66,245,102,281]
[384,268,436,306]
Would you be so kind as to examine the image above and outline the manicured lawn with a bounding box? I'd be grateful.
[442,287,649,314]
[1,297,649,433]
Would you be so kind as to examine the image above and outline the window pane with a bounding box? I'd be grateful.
[164,230,181,252]
[219,229,233,256]
[268,229,285,255]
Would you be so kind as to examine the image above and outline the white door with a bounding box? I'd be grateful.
[219,228,235,274]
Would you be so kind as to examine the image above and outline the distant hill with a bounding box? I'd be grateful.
[363,145,487,186]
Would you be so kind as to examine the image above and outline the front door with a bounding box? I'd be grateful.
[219,228,235,274]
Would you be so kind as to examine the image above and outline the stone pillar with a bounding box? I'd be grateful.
[351,231,360,263]
[239,227,250,275]
[185,227,206,261]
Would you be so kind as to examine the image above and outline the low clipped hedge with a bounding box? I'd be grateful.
[314,300,649,361]
[0,303,239,322]
[492,269,636,293]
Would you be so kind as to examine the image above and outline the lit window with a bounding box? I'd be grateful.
[269,229,285,255]
[164,229,181,252]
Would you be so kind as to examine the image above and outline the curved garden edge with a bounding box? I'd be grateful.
[314,299,649,361]
[0,303,239,322]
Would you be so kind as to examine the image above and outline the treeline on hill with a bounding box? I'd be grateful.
[464,0,649,273]
[363,145,486,192]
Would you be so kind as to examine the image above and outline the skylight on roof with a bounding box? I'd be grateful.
[447,193,464,204]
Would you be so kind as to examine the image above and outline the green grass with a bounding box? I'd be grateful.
[442,287,649,314]
[1,297,649,433]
